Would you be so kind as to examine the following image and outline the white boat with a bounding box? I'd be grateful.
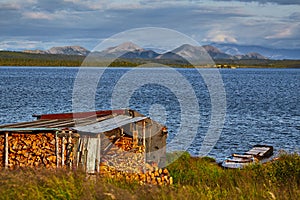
[245,145,273,159]
[221,145,274,169]
[221,154,255,169]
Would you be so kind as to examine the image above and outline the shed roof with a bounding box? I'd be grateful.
[0,109,148,134]
[74,115,147,134]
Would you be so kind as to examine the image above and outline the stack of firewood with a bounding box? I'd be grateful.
[0,133,78,169]
[142,166,173,185]
[113,136,145,153]
[4,133,57,168]
[0,133,174,185]
[100,136,173,185]
[101,148,145,173]
[102,136,146,173]
[100,161,173,185]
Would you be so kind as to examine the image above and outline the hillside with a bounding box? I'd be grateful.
[0,51,85,66]
[1,43,300,68]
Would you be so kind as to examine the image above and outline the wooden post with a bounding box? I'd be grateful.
[55,131,59,168]
[76,138,81,168]
[96,135,101,173]
[142,121,146,172]
[130,122,133,136]
[67,134,72,169]
[86,137,98,174]
[84,137,88,172]
[62,136,65,166]
[143,121,146,148]
[149,120,152,154]
[71,136,78,170]
[4,132,9,169]
[133,131,138,147]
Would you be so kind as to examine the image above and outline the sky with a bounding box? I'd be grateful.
[0,0,300,51]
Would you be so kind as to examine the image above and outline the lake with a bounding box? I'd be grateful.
[0,67,299,161]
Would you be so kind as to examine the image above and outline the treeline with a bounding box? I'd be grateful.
[1,51,300,68]
[0,51,195,67]
[215,59,300,68]
[108,58,193,68]
[0,51,84,66]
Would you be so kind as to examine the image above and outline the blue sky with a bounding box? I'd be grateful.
[0,0,299,50]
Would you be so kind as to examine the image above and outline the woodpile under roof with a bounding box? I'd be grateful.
[0,109,171,185]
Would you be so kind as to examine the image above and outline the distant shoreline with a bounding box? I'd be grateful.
[2,66,300,70]
[1,65,300,69]
[1,51,300,68]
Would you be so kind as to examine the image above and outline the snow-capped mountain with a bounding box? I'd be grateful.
[47,46,90,56]
[100,42,143,57]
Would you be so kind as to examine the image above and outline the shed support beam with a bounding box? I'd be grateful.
[62,136,65,166]
[142,121,146,148]
[55,131,59,168]
[96,135,101,173]
[4,132,9,169]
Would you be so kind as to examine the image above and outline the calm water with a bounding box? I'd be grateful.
[0,67,299,161]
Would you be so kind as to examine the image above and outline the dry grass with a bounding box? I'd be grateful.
[0,152,299,200]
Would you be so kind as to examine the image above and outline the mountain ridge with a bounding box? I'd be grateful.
[96,42,267,61]
[23,46,90,56]
[211,43,300,60]
[19,42,288,61]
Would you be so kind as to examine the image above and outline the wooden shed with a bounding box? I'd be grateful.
[0,109,168,174]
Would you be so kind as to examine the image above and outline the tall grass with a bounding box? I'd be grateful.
[0,152,299,200]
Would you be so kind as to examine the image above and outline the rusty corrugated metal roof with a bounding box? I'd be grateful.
[74,115,147,134]
[32,109,128,120]
[0,109,147,134]
[0,114,114,129]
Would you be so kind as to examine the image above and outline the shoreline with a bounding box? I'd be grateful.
[1,51,300,68]
[1,65,300,69]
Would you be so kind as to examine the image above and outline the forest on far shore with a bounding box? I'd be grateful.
[1,51,300,68]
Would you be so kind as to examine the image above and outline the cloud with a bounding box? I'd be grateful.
[203,30,238,43]
[0,0,300,50]
[265,24,298,39]
[0,39,44,50]
[265,30,292,40]
[289,12,300,21]
[0,2,21,10]
[213,0,300,5]
[62,0,105,10]
[0,38,96,51]
[22,11,55,20]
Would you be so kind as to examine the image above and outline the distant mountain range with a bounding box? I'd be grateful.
[211,43,300,60]
[21,42,300,61]
[23,46,90,56]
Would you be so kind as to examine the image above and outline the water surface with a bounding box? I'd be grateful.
[0,67,299,161]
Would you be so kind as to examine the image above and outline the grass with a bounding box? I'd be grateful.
[0,152,299,200]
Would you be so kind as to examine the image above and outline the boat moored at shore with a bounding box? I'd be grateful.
[221,145,274,169]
